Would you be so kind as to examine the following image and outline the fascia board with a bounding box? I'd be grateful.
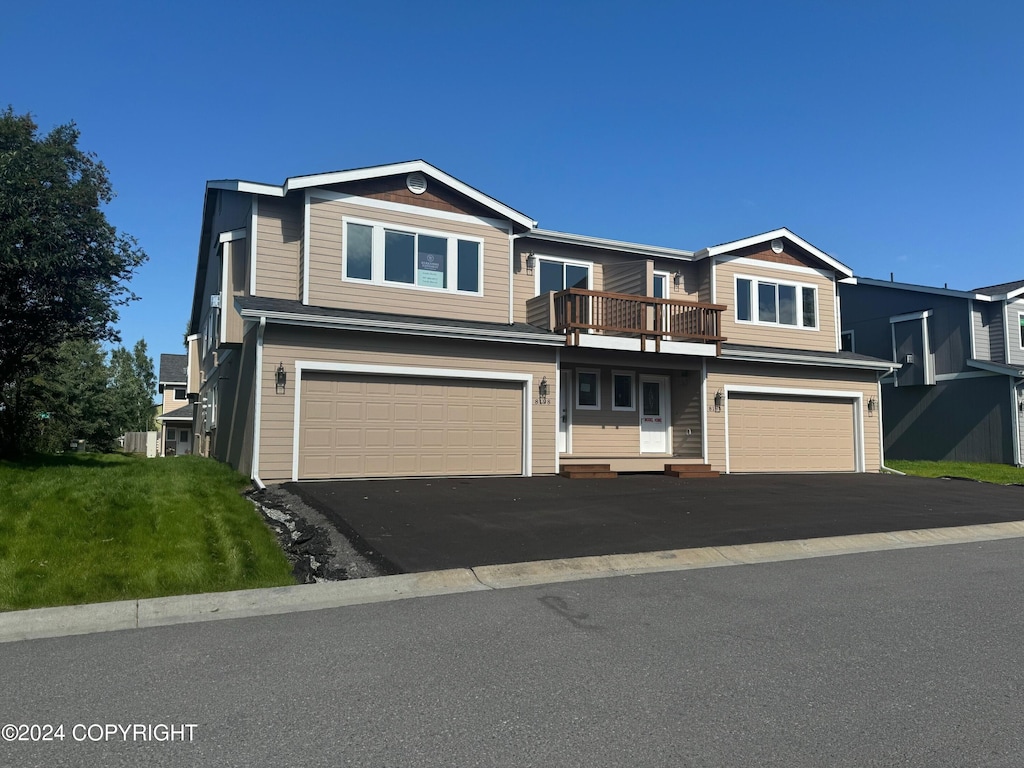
[695,228,854,278]
[283,160,537,230]
[525,229,695,261]
[966,358,1024,377]
[853,276,992,302]
[720,348,900,371]
[238,308,566,347]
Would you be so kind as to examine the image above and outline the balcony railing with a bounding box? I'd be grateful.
[547,288,727,353]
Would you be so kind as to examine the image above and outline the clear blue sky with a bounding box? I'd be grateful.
[6,1,1022,376]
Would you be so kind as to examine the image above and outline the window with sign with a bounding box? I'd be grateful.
[343,218,483,295]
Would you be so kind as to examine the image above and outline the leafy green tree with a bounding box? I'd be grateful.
[109,339,156,433]
[31,340,117,453]
[0,108,146,457]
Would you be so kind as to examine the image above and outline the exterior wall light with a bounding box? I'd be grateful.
[714,390,723,411]
[673,270,683,287]
[276,363,287,394]
[539,376,548,399]
[526,252,536,274]
[867,397,877,415]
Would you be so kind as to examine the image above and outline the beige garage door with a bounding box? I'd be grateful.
[299,372,523,479]
[728,393,856,472]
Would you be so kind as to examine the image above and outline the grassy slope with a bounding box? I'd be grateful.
[887,460,1024,485]
[0,454,294,611]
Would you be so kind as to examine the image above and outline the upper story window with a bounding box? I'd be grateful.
[537,257,592,294]
[1018,312,1024,349]
[343,218,483,295]
[172,387,186,400]
[735,275,817,329]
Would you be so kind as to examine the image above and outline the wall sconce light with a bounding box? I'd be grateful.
[539,376,548,399]
[276,363,287,394]
[867,397,877,414]
[526,252,536,274]
[673,270,683,287]
[713,390,723,411]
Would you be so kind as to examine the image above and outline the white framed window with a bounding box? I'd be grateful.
[612,371,635,411]
[652,271,672,299]
[173,387,186,400]
[735,275,818,329]
[342,216,483,296]
[536,256,592,295]
[576,369,600,410]
[1018,312,1024,349]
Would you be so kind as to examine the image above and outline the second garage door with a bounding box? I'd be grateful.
[299,372,524,479]
[728,392,857,472]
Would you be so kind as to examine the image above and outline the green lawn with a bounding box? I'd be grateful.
[0,453,295,611]
[887,460,1024,486]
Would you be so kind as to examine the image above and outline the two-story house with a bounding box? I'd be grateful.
[155,353,193,457]
[839,277,1024,465]
[186,161,894,484]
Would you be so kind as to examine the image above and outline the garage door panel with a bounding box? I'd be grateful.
[299,373,523,479]
[729,393,856,473]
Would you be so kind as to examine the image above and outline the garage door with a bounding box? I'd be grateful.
[299,372,523,479]
[728,393,857,472]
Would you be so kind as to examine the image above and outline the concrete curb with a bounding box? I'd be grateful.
[3,520,1023,643]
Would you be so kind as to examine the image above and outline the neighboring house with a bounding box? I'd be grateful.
[839,278,1024,465]
[185,160,894,484]
[156,353,193,457]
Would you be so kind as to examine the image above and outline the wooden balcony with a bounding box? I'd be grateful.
[528,288,727,353]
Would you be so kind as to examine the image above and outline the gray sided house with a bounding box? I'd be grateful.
[839,278,1024,465]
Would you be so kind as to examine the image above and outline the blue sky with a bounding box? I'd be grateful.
[6,1,1022,376]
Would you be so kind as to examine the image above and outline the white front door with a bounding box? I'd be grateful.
[639,375,670,453]
[558,370,571,453]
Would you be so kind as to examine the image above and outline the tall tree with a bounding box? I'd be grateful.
[109,339,156,433]
[31,340,116,453]
[0,108,146,457]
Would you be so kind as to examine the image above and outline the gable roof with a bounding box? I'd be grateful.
[972,279,1024,299]
[158,354,187,384]
[207,160,536,230]
[692,228,854,278]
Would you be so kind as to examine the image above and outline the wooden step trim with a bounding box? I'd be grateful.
[558,470,618,479]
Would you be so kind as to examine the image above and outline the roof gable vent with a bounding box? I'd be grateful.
[406,172,428,195]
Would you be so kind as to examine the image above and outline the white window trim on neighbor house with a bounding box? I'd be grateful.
[576,368,600,410]
[1018,311,1024,350]
[734,273,819,331]
[341,215,485,297]
[611,371,636,411]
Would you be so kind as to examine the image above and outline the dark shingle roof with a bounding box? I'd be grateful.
[722,343,896,368]
[972,279,1024,295]
[159,404,193,420]
[159,354,187,384]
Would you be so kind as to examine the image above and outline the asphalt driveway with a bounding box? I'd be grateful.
[284,474,1024,573]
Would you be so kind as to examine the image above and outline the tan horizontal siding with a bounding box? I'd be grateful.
[704,360,880,473]
[306,197,511,323]
[715,259,837,352]
[257,326,557,481]
[512,241,700,323]
[255,196,302,300]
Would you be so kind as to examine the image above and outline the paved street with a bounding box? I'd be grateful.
[3,538,1023,767]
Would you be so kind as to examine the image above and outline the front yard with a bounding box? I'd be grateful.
[887,460,1024,485]
[0,453,295,611]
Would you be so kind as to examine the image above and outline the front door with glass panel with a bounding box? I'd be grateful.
[639,375,670,453]
[558,370,571,453]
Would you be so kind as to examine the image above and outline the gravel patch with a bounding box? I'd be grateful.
[247,486,388,583]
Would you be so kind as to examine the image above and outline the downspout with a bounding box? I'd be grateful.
[877,366,904,474]
[251,316,267,489]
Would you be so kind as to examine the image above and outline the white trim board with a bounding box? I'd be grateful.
[248,197,258,296]
[290,361,533,482]
[308,189,516,232]
[722,384,865,474]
